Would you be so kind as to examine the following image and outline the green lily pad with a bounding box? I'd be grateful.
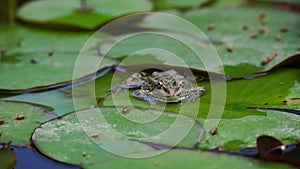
[17,0,152,30]
[32,108,292,169]
[4,69,115,122]
[197,109,300,150]
[0,146,16,169]
[99,68,300,149]
[100,68,300,118]
[34,108,203,153]
[180,7,300,77]
[0,24,116,92]
[33,108,202,162]
[152,0,208,11]
[99,7,300,77]
[0,101,56,145]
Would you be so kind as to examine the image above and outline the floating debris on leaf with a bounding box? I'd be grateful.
[48,50,54,56]
[261,53,278,65]
[259,28,268,34]
[1,48,6,55]
[275,35,282,41]
[249,33,257,39]
[207,24,215,31]
[90,132,99,138]
[210,127,217,135]
[280,26,288,32]
[30,59,37,64]
[226,46,233,52]
[15,115,25,120]
[122,106,129,113]
[242,24,249,30]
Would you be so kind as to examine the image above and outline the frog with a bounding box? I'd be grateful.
[119,70,206,104]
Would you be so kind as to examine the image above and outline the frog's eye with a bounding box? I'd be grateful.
[172,81,177,86]
[157,81,163,88]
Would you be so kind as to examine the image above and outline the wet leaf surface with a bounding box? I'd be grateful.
[0,24,117,92]
[0,101,56,145]
[34,108,201,166]
[99,68,300,150]
[100,68,300,118]
[4,68,114,122]
[0,1,299,168]
[17,0,152,30]
[99,7,300,77]
[32,108,293,169]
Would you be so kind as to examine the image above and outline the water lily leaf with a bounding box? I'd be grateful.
[4,68,114,122]
[152,0,208,11]
[33,108,201,163]
[17,0,152,30]
[32,108,292,169]
[101,7,300,77]
[100,68,300,118]
[197,109,300,150]
[0,146,16,169]
[0,24,116,92]
[0,101,56,145]
[99,68,300,149]
[179,7,299,77]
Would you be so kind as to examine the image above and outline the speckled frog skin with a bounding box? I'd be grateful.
[120,70,206,103]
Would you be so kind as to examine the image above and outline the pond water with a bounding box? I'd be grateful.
[13,146,81,169]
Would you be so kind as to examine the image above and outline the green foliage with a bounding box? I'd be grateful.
[0,101,55,145]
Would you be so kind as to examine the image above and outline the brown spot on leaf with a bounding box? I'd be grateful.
[90,132,99,138]
[264,103,269,105]
[1,48,6,55]
[260,18,267,25]
[257,12,266,19]
[15,115,25,120]
[242,24,249,30]
[208,24,215,31]
[277,96,282,98]
[282,100,287,105]
[275,35,282,41]
[249,33,257,39]
[0,131,2,136]
[226,46,233,52]
[48,50,53,56]
[261,53,278,65]
[291,98,300,101]
[30,59,37,64]
[0,119,4,124]
[280,26,288,32]
[259,28,268,34]
[122,106,129,113]
[218,147,226,151]
[82,151,87,156]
